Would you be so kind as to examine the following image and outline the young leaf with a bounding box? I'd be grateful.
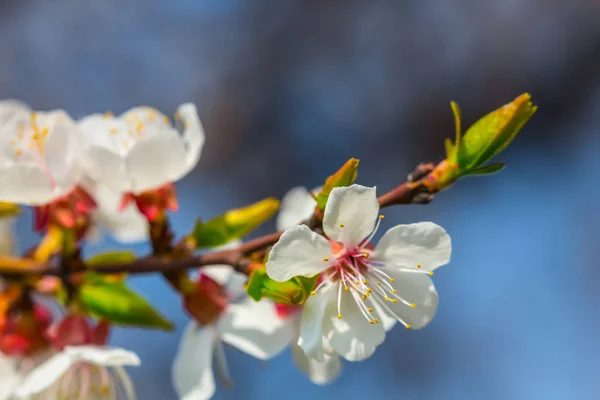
[448,101,462,162]
[466,163,506,176]
[315,158,359,210]
[87,251,137,267]
[0,203,20,219]
[246,267,315,305]
[80,281,174,331]
[457,93,536,172]
[191,197,280,248]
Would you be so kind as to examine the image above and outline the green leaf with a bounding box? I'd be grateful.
[80,281,174,330]
[457,93,536,172]
[87,251,137,267]
[466,163,506,176]
[448,101,462,162]
[315,158,359,210]
[191,197,280,248]
[246,267,316,305]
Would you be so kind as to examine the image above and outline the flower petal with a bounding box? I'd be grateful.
[291,343,342,385]
[375,267,438,330]
[219,298,296,360]
[0,355,22,400]
[14,352,74,397]
[124,129,187,193]
[322,185,379,248]
[0,165,55,205]
[0,100,30,130]
[266,225,333,282]
[172,103,205,180]
[297,285,336,362]
[85,179,148,243]
[370,222,451,271]
[172,323,217,400]
[276,186,320,231]
[323,289,385,361]
[65,345,141,367]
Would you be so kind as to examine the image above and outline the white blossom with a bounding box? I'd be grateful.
[172,265,295,400]
[0,102,93,205]
[78,104,205,195]
[267,184,451,362]
[15,346,140,400]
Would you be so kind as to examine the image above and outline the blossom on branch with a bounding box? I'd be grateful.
[14,315,139,400]
[78,104,205,195]
[0,103,94,206]
[173,263,295,400]
[267,184,451,362]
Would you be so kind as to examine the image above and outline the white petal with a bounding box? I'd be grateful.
[291,343,342,385]
[0,100,31,129]
[172,103,205,180]
[86,180,149,243]
[276,186,319,231]
[376,267,438,330]
[124,129,187,193]
[14,352,73,397]
[43,113,84,192]
[266,225,333,282]
[64,345,141,367]
[370,222,452,271]
[0,165,56,205]
[371,298,397,332]
[172,323,217,400]
[297,286,336,362]
[322,185,379,248]
[323,288,385,361]
[219,298,296,360]
[0,355,22,400]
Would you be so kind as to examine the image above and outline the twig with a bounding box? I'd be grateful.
[0,164,439,278]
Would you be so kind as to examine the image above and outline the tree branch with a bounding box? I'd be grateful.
[0,163,439,278]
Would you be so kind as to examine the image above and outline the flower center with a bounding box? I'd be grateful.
[56,363,132,400]
[310,214,433,329]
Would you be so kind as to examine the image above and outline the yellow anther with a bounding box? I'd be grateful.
[122,140,129,149]
[405,324,411,329]
[392,299,398,303]
[416,264,422,269]
[323,257,329,261]
[136,121,144,132]
[109,128,118,135]
[390,278,395,283]
[375,318,380,323]
[14,149,22,157]
[384,296,390,301]
[41,127,49,136]
[355,281,360,285]
[101,385,110,394]
[344,286,349,291]
[363,279,368,284]
[362,294,367,300]
[148,110,157,121]
[392,289,397,294]
[340,223,345,227]
[367,288,372,294]
[369,320,375,325]
[163,116,170,123]
[175,111,182,120]
[10,139,17,146]
[337,314,342,319]
[377,282,382,286]
[410,303,416,308]
[184,122,190,129]
[363,253,369,258]
[104,111,114,118]
[310,290,316,296]
[379,215,384,219]
[368,307,373,313]
[428,271,434,276]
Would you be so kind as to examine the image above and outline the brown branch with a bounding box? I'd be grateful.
[0,163,439,278]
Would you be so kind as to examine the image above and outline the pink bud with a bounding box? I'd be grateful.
[46,315,92,350]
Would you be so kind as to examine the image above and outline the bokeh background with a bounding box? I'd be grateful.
[3,0,600,399]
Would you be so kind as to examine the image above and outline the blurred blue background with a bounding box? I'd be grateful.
[4,0,600,398]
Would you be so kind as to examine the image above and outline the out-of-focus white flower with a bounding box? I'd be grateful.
[78,104,205,195]
[82,178,148,244]
[0,353,23,400]
[275,186,321,231]
[0,102,94,205]
[15,346,139,400]
[172,263,295,400]
[267,184,451,362]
